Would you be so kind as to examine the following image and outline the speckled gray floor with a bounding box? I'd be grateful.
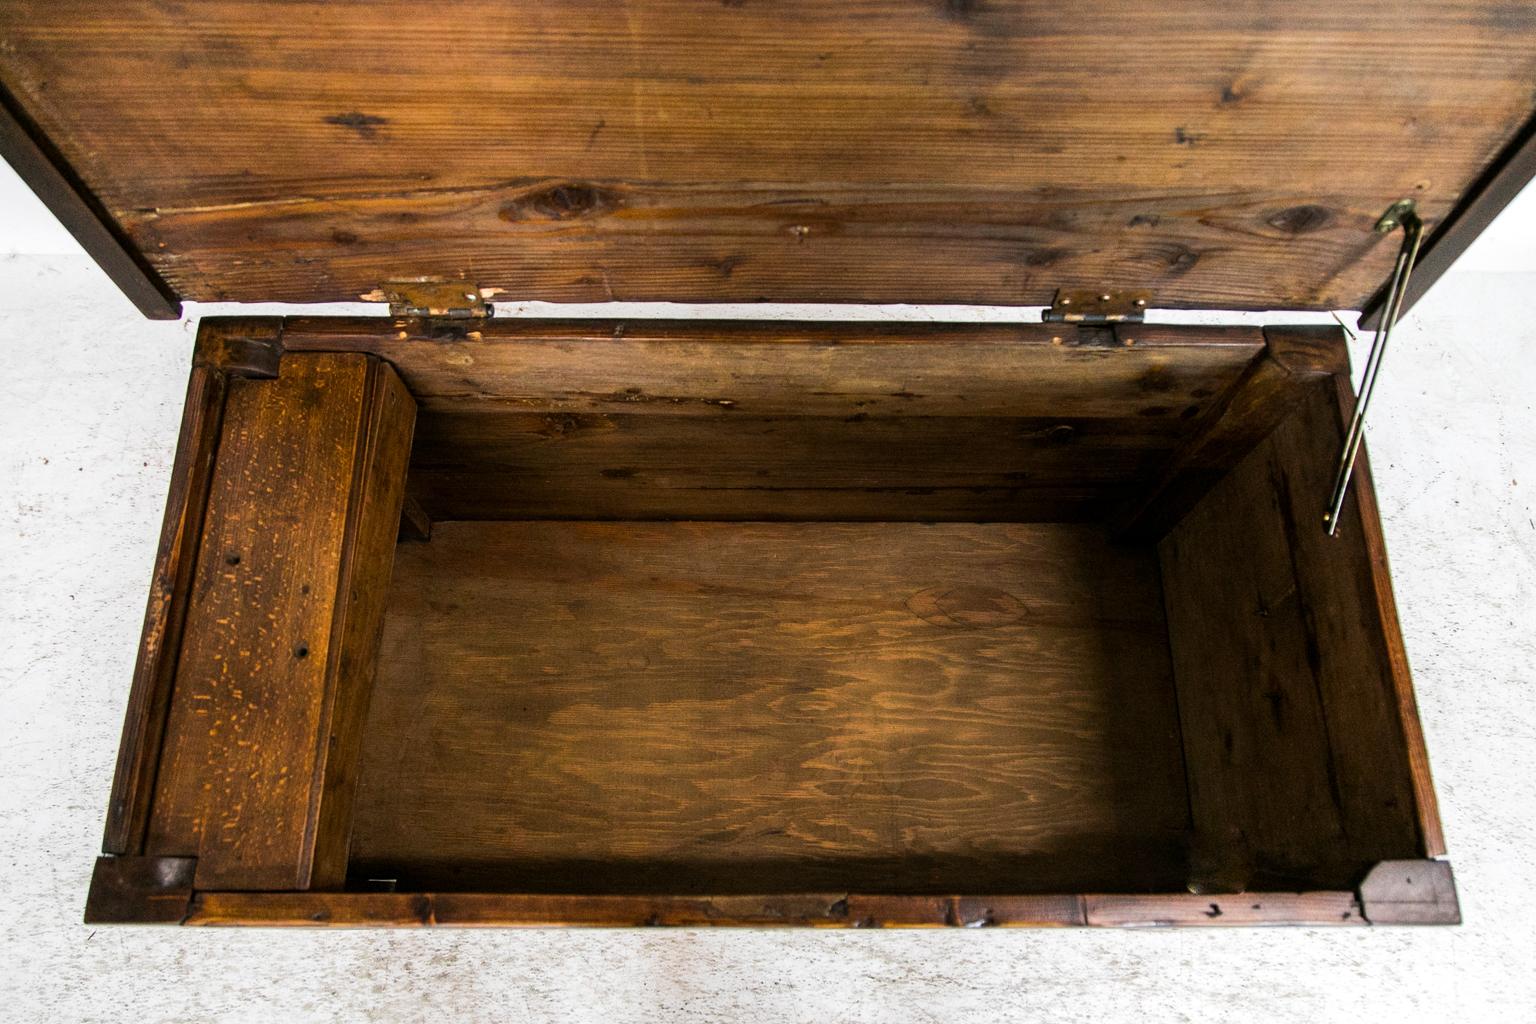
[2,255,1531,1023]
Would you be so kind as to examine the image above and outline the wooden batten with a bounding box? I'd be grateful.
[141,352,416,891]
[103,364,230,856]
[174,889,1375,928]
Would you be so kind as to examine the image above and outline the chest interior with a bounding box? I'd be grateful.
[83,315,1448,926]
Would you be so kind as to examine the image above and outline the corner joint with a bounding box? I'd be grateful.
[1357,859,1460,925]
[193,318,285,378]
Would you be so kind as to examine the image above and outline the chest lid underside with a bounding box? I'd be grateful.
[2,1,1535,321]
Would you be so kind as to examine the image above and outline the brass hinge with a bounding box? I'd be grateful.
[1041,289,1149,324]
[372,279,493,319]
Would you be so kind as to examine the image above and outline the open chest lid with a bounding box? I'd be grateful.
[3,2,1535,321]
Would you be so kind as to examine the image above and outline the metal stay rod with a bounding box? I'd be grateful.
[1324,200,1424,535]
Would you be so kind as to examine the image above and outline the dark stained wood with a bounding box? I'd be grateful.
[83,856,196,925]
[1328,376,1446,856]
[397,493,432,543]
[5,3,1535,311]
[1357,860,1459,925]
[92,313,1457,927]
[178,889,1373,928]
[350,521,1190,895]
[145,354,416,891]
[277,319,1263,420]
[1158,380,1426,890]
[408,413,1182,523]
[0,81,181,319]
[104,366,229,855]
[192,318,284,379]
[1114,325,1346,540]
[1361,111,1536,329]
[278,318,1262,522]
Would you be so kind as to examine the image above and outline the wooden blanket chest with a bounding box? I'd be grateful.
[4,0,1532,928]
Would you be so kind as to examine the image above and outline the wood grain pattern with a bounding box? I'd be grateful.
[1082,891,1364,927]
[277,318,1262,521]
[276,319,1263,419]
[145,353,415,891]
[179,889,1371,928]
[1158,379,1425,890]
[3,2,1533,309]
[351,521,1190,894]
[407,412,1184,523]
[104,366,228,855]
[1361,111,1536,329]
[1327,375,1445,857]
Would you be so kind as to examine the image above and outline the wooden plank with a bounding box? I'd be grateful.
[277,319,1263,420]
[1327,376,1446,856]
[406,412,1184,523]
[179,889,1373,927]
[846,895,1086,928]
[3,2,1533,310]
[1158,379,1426,891]
[145,353,416,891]
[103,365,229,855]
[104,322,286,855]
[1114,325,1347,540]
[281,318,1261,522]
[0,81,180,318]
[1361,111,1536,329]
[1084,892,1364,928]
[351,521,1190,895]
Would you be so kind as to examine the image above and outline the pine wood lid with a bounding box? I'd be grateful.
[2,1,1534,318]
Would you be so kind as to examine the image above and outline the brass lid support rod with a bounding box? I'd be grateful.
[1325,200,1424,535]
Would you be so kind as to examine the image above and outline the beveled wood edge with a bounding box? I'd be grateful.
[0,82,181,320]
[1112,325,1346,540]
[81,861,1458,927]
[103,366,230,855]
[300,358,418,889]
[1326,376,1447,857]
[100,329,345,857]
[1360,109,1536,330]
[161,888,1387,928]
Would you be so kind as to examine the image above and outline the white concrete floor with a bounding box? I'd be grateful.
[1,254,1532,1023]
